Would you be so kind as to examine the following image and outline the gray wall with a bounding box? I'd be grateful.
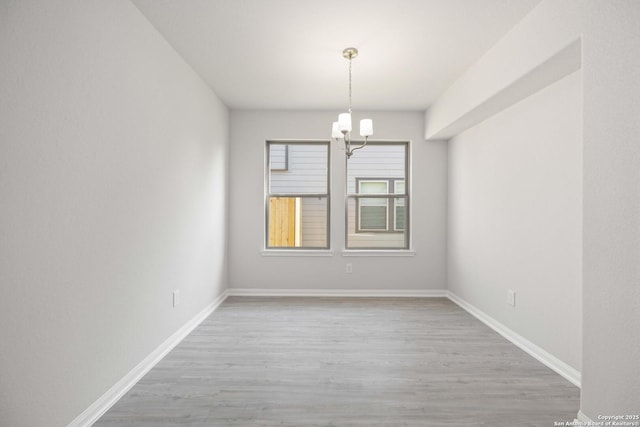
[448,70,583,372]
[0,1,229,425]
[581,0,640,416]
[427,0,640,417]
[229,111,447,291]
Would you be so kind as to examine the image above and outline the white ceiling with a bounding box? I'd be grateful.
[131,0,540,111]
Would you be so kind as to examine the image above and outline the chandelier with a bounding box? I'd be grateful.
[331,47,373,159]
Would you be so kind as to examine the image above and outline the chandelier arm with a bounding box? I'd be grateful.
[347,137,367,155]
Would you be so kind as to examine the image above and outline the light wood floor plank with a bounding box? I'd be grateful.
[95,297,579,426]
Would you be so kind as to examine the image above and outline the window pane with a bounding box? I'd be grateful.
[269,144,327,195]
[360,180,388,194]
[359,180,388,230]
[268,196,328,248]
[346,143,408,249]
[394,182,405,231]
[360,205,387,230]
[395,203,405,231]
[299,196,328,248]
[347,145,405,193]
[266,141,329,249]
[347,197,407,249]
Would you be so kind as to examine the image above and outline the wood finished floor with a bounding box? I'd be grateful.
[95,297,579,426]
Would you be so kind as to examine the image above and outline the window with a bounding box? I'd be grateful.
[346,142,409,249]
[266,141,329,249]
[357,178,405,232]
[358,180,389,231]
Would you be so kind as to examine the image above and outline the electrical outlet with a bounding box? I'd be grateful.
[173,290,180,308]
[507,289,516,307]
[345,263,353,274]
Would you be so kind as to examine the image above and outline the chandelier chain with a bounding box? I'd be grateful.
[348,55,352,114]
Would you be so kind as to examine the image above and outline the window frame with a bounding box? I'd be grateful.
[265,140,331,250]
[355,178,409,233]
[357,179,390,232]
[393,180,406,232]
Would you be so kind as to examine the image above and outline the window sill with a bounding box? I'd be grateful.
[342,250,416,257]
[261,250,334,257]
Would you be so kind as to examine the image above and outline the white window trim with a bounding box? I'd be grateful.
[342,249,415,257]
[262,249,334,257]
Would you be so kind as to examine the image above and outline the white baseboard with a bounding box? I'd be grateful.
[227,288,448,298]
[447,291,581,388]
[68,290,228,427]
[69,288,581,426]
